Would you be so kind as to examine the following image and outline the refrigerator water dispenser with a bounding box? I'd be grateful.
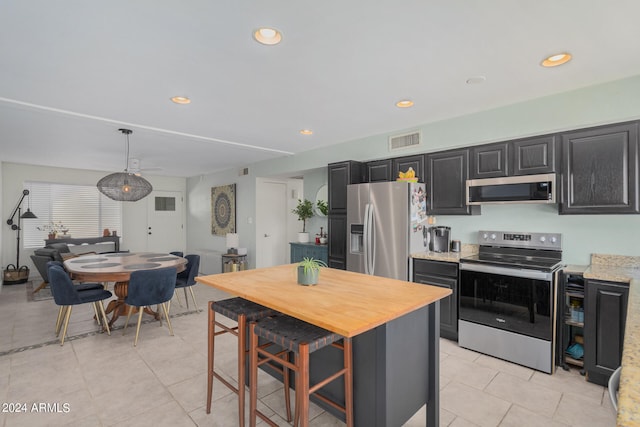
[350,224,364,254]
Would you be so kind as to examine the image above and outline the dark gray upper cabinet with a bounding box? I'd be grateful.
[469,136,558,179]
[560,122,639,214]
[470,142,509,179]
[511,135,558,175]
[426,149,480,215]
[365,159,393,182]
[328,161,364,214]
[392,154,425,183]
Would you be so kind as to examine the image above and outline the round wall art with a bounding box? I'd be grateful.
[211,184,236,236]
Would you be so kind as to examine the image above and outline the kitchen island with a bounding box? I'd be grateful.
[196,264,451,427]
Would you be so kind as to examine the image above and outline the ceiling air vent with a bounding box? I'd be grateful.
[388,131,421,152]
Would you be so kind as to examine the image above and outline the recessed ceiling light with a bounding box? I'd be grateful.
[253,27,282,45]
[170,96,191,105]
[466,76,486,85]
[299,129,313,135]
[541,52,572,67]
[396,99,414,108]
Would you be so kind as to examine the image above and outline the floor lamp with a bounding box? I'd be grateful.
[4,189,37,285]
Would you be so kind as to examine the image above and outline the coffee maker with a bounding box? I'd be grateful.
[427,226,451,253]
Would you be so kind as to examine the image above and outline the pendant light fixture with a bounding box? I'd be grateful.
[97,129,153,202]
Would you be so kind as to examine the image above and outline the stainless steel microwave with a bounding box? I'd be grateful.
[466,173,556,205]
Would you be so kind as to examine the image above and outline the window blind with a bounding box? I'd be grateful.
[23,181,122,249]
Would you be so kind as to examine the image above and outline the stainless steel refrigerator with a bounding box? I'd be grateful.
[346,181,427,280]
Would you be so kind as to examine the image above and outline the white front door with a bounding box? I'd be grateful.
[147,190,184,253]
[255,181,288,268]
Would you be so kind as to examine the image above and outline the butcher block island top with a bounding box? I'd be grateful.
[195,263,451,338]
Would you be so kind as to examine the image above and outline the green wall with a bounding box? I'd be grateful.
[187,74,640,266]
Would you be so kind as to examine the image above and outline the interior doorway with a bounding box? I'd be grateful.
[146,190,184,253]
[255,178,303,268]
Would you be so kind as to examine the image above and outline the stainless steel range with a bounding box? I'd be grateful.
[458,230,563,373]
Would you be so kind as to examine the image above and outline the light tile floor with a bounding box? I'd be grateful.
[0,280,616,426]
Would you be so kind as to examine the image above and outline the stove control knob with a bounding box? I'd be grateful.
[550,236,557,244]
[490,233,497,240]
[482,233,489,240]
[539,236,546,243]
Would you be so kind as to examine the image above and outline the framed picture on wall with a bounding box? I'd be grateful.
[211,184,236,236]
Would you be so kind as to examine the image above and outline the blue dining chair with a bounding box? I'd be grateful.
[123,267,177,346]
[46,261,106,335]
[48,264,113,345]
[174,254,200,311]
[170,251,183,257]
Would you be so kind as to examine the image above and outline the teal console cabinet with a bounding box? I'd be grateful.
[290,242,328,264]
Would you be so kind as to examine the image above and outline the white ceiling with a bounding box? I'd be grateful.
[2,1,640,178]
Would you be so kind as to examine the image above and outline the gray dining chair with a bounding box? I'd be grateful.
[174,254,200,311]
[123,267,177,346]
[48,264,112,345]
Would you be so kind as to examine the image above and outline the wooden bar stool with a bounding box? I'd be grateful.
[249,315,353,427]
[206,298,292,426]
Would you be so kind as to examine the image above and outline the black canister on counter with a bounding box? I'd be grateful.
[451,240,461,252]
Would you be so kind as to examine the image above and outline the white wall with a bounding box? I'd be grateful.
[187,74,640,267]
[304,167,329,239]
[186,172,255,261]
[1,162,186,282]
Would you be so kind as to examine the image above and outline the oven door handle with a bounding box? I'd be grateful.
[459,262,553,281]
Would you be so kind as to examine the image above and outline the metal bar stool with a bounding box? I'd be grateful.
[207,298,292,426]
[249,315,353,427]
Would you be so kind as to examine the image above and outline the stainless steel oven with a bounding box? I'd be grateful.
[459,231,563,374]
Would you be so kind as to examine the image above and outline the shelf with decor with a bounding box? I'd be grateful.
[559,272,586,372]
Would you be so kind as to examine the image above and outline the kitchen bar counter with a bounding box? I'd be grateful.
[196,264,451,426]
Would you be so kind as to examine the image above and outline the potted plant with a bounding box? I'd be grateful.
[316,199,328,216]
[297,257,327,286]
[292,199,314,242]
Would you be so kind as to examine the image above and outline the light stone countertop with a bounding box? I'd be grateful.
[411,244,478,263]
[618,276,640,427]
[580,255,640,427]
[562,264,589,275]
[583,254,640,284]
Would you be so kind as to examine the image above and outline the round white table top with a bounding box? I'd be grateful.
[64,252,187,281]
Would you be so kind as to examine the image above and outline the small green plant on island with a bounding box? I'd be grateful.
[298,257,327,274]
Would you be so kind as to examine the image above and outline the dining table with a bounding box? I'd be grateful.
[64,252,187,328]
[196,263,451,427]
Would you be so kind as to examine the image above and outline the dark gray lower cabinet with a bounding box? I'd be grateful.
[584,279,629,386]
[413,259,458,340]
[328,215,347,269]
